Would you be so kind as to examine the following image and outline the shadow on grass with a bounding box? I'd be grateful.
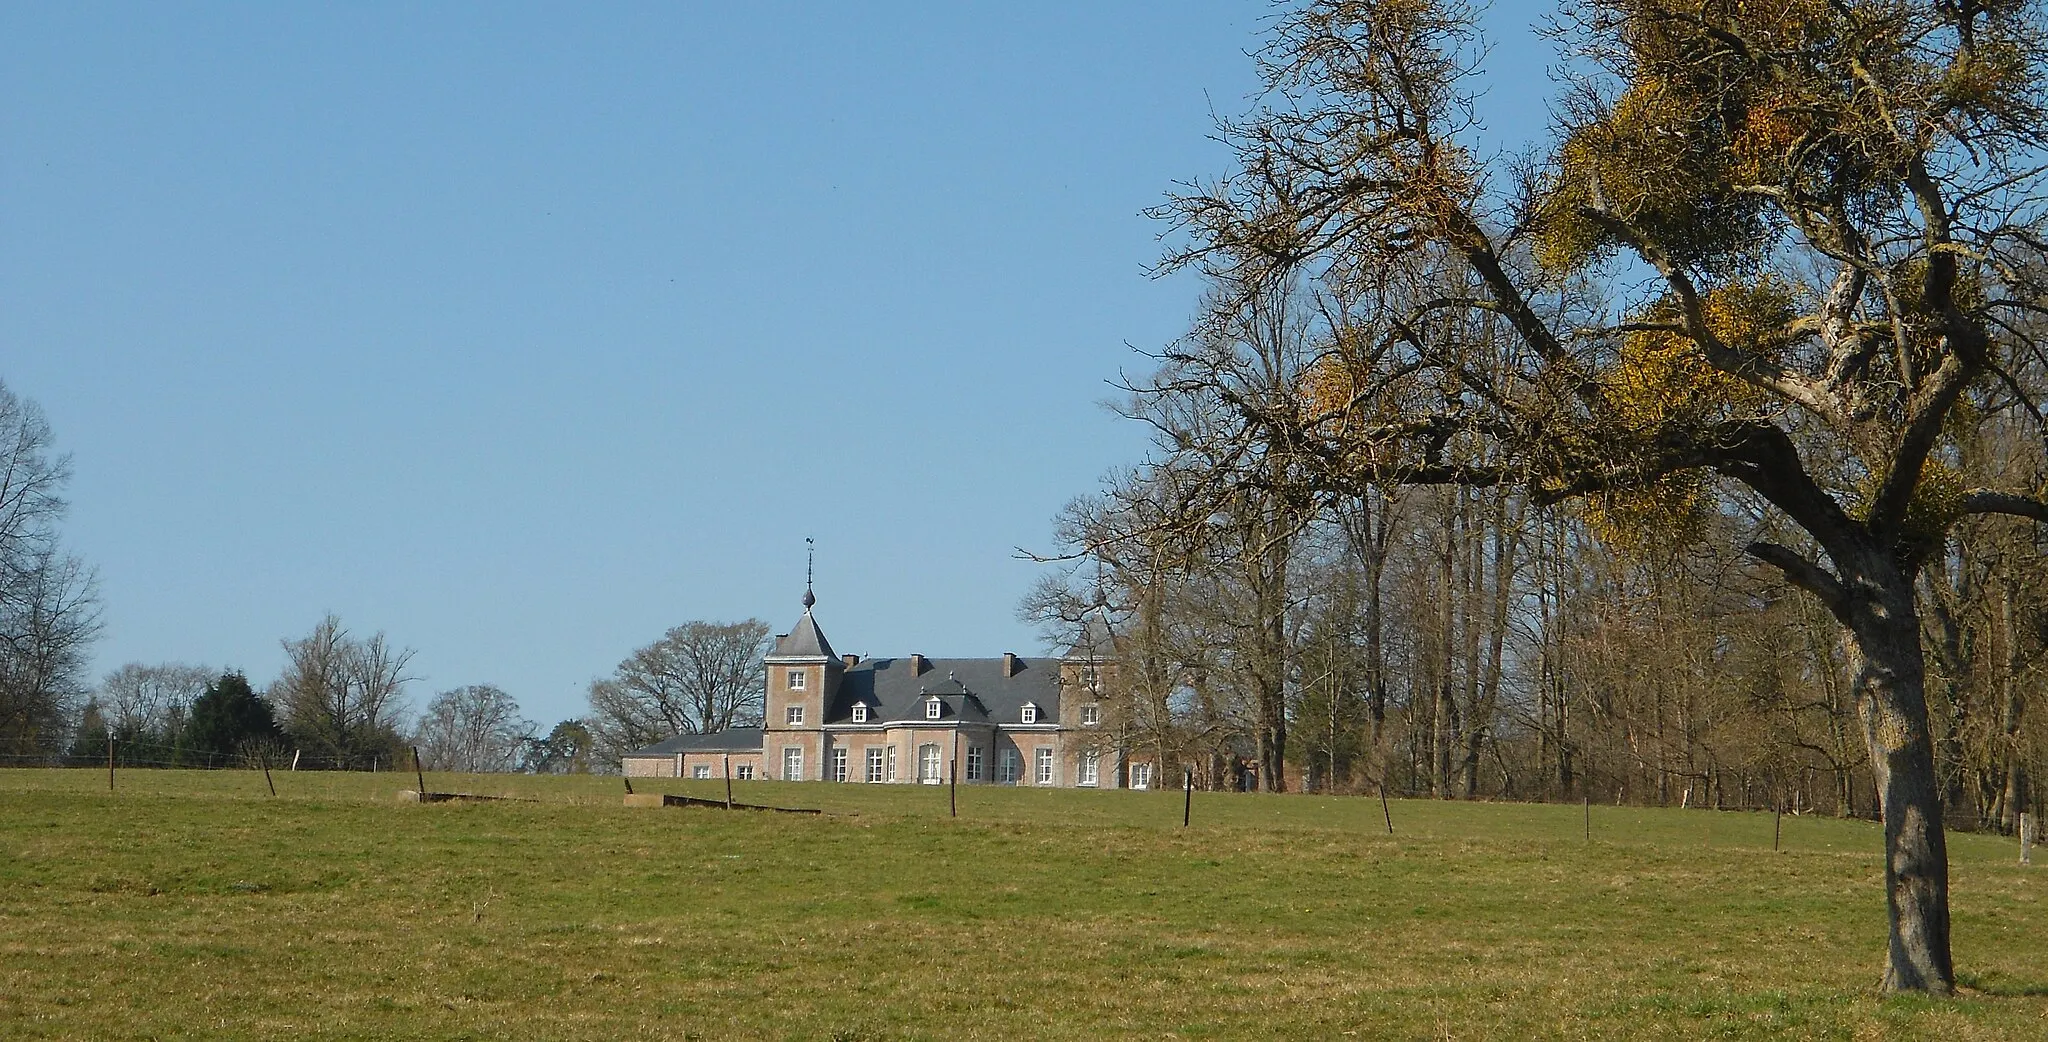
[1956,971,2048,998]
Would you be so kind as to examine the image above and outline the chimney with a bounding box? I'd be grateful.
[842,653,859,669]
[909,654,926,676]
[1002,652,1019,678]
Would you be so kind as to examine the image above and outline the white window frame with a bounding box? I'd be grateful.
[919,743,942,784]
[998,748,1020,784]
[831,747,849,782]
[1020,703,1038,724]
[786,669,806,690]
[1081,703,1100,726]
[1079,750,1099,787]
[966,745,983,782]
[692,764,711,780]
[1035,747,1054,785]
[851,703,869,723]
[1130,762,1152,790]
[865,747,885,783]
[786,705,805,726]
[885,745,897,783]
[925,699,942,720]
[782,746,803,781]
[736,764,754,781]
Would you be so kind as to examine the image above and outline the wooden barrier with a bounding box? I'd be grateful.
[622,792,820,814]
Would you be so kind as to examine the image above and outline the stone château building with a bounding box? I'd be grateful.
[620,590,1153,789]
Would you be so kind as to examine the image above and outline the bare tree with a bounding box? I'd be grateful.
[586,619,771,763]
[93,662,216,764]
[272,614,415,768]
[0,381,99,758]
[414,684,534,773]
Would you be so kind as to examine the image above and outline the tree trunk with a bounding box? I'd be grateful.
[1844,580,1954,995]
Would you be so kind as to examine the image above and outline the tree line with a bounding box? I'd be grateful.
[1031,0,2048,995]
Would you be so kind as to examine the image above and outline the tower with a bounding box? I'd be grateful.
[762,560,843,780]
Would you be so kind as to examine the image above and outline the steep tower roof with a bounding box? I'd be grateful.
[769,583,836,661]
[1063,606,1115,661]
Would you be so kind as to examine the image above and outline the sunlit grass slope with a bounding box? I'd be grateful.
[2,769,2042,1040]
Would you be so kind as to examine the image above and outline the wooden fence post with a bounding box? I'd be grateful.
[413,746,427,800]
[291,749,300,771]
[261,752,276,797]
[107,736,115,792]
[949,732,959,819]
[1182,768,1193,828]
[1774,807,1783,851]
[2022,811,2034,867]
[1584,796,1591,842]
[724,754,733,810]
[1380,782,1394,835]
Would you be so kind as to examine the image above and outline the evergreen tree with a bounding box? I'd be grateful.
[66,698,107,766]
[182,671,283,767]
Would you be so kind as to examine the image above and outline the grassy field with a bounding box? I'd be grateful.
[2,769,2043,1040]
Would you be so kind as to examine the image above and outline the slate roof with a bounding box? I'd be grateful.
[769,609,836,660]
[623,727,766,757]
[827,656,1062,726]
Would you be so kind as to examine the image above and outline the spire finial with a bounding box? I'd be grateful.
[802,537,816,608]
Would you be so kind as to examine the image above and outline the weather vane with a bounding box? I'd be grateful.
[803,537,816,607]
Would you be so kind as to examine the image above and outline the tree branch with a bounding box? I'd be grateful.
[1745,541,1850,616]
[1960,490,2048,523]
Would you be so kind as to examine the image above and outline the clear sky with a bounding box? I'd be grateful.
[2,2,1556,728]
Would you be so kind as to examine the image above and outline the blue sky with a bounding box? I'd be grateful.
[2,2,1556,727]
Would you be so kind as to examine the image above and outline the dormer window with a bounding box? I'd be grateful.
[851,703,869,723]
[1020,703,1038,724]
[925,699,943,720]
[787,669,806,690]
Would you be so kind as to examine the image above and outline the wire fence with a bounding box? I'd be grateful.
[0,749,415,772]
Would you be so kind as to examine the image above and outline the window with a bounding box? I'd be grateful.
[786,705,805,726]
[865,747,885,783]
[1079,750,1099,787]
[782,747,803,780]
[1130,763,1152,790]
[832,747,848,782]
[925,699,943,720]
[852,703,869,723]
[1020,703,1038,724]
[966,745,984,782]
[918,743,942,784]
[692,764,711,780]
[786,669,806,690]
[736,764,754,781]
[998,748,1020,784]
[1081,665,1099,687]
[885,745,897,783]
[1035,747,1055,785]
[1080,704,1100,726]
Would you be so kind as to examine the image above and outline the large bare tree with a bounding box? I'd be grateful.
[1156,0,2048,992]
[414,684,535,773]
[271,615,415,768]
[0,380,99,758]
[586,619,771,763]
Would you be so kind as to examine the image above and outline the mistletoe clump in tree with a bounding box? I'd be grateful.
[1160,0,2048,993]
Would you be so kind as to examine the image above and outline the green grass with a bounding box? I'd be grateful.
[2,769,2043,1040]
